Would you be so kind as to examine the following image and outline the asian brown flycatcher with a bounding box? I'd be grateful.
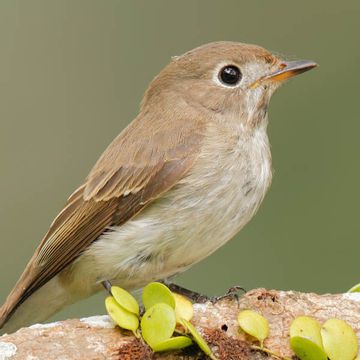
[0,41,316,333]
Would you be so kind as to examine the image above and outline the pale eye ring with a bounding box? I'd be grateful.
[218,65,242,86]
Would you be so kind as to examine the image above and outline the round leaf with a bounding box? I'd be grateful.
[290,316,324,349]
[142,282,175,310]
[105,296,139,332]
[237,310,269,344]
[152,336,193,352]
[181,319,215,359]
[321,318,358,360]
[173,293,194,322]
[141,303,176,348]
[111,286,139,315]
[348,283,360,293]
[290,336,328,360]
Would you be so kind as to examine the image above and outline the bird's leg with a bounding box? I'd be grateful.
[163,281,210,303]
[102,279,244,305]
[102,280,113,295]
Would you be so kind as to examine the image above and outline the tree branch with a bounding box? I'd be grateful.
[0,288,359,359]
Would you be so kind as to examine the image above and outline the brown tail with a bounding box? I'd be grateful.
[0,270,71,334]
[0,263,36,332]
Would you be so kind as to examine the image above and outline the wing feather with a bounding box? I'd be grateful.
[0,113,205,328]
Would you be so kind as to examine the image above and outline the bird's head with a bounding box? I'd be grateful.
[142,41,317,129]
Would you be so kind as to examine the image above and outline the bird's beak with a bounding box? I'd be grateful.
[249,60,317,88]
[264,60,318,82]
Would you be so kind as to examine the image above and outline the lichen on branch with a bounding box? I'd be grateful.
[0,288,359,359]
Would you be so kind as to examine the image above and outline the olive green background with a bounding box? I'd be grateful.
[0,0,359,322]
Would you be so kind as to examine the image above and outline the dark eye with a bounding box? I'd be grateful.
[219,65,242,86]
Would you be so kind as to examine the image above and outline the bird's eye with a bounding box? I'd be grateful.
[218,65,242,86]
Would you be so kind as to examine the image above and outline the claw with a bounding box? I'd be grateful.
[210,286,247,306]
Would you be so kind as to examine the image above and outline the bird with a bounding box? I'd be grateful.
[0,41,316,334]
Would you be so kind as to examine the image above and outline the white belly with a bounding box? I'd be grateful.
[73,126,272,291]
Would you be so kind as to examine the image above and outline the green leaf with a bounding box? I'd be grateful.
[181,319,217,359]
[290,337,327,360]
[142,282,175,311]
[105,296,139,332]
[173,293,194,322]
[151,336,193,352]
[111,286,139,316]
[321,318,358,360]
[237,310,269,345]
[348,283,360,293]
[140,303,176,349]
[290,316,324,349]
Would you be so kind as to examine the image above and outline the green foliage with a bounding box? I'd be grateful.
[290,337,327,360]
[181,319,217,360]
[348,283,360,293]
[105,296,139,335]
[288,316,358,360]
[111,286,139,315]
[151,336,193,352]
[236,309,359,359]
[290,316,324,350]
[104,283,359,360]
[237,309,269,347]
[321,318,358,360]
[141,303,176,349]
[173,292,194,322]
[142,282,175,311]
[104,282,216,357]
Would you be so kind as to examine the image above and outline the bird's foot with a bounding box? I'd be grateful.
[164,282,210,303]
[209,285,246,305]
[102,279,245,306]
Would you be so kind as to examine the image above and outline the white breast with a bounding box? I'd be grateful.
[76,123,272,290]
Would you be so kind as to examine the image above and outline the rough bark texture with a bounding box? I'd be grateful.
[0,288,359,359]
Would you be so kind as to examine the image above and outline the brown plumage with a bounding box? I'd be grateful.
[0,113,204,329]
[0,41,316,333]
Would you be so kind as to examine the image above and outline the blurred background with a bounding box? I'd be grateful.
[0,0,359,322]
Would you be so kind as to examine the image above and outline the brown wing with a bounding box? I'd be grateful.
[0,113,205,328]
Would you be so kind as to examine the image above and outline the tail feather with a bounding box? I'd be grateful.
[0,268,34,331]
[0,275,70,334]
